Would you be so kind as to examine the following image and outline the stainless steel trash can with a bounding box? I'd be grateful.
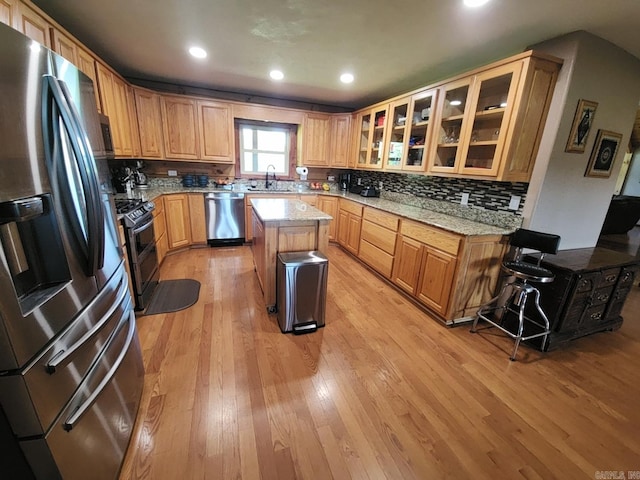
[276,251,328,334]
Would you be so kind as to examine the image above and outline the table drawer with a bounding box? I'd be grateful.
[363,207,399,231]
[400,220,460,255]
[361,220,397,255]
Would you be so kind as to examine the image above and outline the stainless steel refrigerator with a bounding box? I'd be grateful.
[0,23,144,479]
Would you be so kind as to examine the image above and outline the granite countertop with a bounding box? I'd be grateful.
[123,185,513,237]
[251,198,333,222]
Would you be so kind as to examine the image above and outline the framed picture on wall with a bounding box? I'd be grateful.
[585,130,622,178]
[565,99,598,153]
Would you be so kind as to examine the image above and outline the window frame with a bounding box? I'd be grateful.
[234,119,298,180]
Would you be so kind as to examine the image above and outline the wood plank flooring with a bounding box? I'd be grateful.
[119,244,640,479]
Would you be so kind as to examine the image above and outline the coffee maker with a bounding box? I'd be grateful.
[339,173,351,191]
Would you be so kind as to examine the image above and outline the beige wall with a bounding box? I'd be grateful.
[523,31,640,250]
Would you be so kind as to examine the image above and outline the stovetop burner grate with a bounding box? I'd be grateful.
[115,199,143,214]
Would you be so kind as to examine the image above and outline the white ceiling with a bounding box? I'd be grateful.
[33,0,640,110]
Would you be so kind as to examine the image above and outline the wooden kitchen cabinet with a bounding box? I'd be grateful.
[301,112,331,167]
[152,196,168,265]
[50,28,78,65]
[317,195,338,241]
[329,114,353,168]
[187,193,207,245]
[197,100,234,163]
[15,2,51,48]
[0,0,18,29]
[384,89,438,172]
[427,53,560,182]
[416,247,457,315]
[164,194,192,250]
[355,105,389,169]
[134,88,165,158]
[160,95,200,160]
[358,207,399,278]
[337,199,362,255]
[76,47,101,112]
[96,63,136,157]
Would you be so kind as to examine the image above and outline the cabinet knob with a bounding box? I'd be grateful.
[605,274,617,283]
[591,312,602,321]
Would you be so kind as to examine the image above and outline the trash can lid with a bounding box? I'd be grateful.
[278,250,328,266]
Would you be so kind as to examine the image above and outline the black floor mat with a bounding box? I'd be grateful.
[144,279,200,315]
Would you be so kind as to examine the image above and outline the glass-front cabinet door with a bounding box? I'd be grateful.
[355,111,371,168]
[460,62,522,176]
[429,77,473,173]
[384,98,410,170]
[368,105,388,169]
[403,89,437,171]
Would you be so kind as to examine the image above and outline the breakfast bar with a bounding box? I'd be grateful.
[250,198,332,311]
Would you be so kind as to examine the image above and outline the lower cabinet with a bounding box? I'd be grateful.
[317,196,338,241]
[358,207,398,278]
[187,193,207,245]
[337,199,362,255]
[152,196,168,265]
[163,194,191,250]
[392,221,459,317]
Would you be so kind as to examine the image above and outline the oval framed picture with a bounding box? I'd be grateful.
[585,130,622,178]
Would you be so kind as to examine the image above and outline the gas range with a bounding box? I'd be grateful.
[115,199,155,228]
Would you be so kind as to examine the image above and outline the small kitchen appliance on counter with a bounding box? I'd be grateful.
[360,186,380,197]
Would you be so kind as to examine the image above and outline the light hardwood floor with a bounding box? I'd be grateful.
[119,244,640,479]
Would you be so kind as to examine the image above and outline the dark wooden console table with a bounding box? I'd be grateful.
[522,247,639,350]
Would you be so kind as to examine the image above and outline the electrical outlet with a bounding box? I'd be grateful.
[509,195,521,211]
[461,192,469,205]
[378,181,384,190]
[168,169,178,177]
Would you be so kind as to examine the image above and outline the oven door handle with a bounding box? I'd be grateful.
[132,217,154,236]
[63,307,136,431]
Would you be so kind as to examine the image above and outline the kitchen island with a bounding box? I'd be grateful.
[251,198,332,311]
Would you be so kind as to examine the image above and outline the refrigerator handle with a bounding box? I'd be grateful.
[42,74,105,275]
[63,307,136,431]
[46,273,129,374]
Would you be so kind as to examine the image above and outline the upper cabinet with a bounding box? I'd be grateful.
[329,113,353,168]
[15,2,50,48]
[355,105,389,169]
[300,112,331,167]
[0,0,18,28]
[134,88,165,159]
[96,63,137,157]
[76,47,101,112]
[353,51,561,182]
[383,89,438,172]
[197,100,234,163]
[160,95,200,160]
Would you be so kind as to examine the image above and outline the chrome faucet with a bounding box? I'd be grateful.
[265,164,276,189]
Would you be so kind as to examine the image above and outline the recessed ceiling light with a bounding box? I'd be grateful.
[340,73,354,84]
[463,0,490,7]
[270,70,284,80]
[188,46,207,59]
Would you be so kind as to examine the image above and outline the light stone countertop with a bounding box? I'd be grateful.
[125,185,513,237]
[250,198,333,222]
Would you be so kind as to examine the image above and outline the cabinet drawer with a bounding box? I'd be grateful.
[361,220,397,255]
[618,265,640,288]
[591,286,614,307]
[598,268,620,288]
[576,272,600,293]
[363,207,399,231]
[339,199,363,217]
[400,220,460,255]
[359,240,394,278]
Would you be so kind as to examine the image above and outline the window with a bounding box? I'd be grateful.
[238,121,294,176]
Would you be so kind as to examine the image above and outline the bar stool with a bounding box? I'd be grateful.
[471,228,561,361]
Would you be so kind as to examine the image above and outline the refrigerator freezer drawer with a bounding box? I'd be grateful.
[0,266,130,438]
[21,308,144,480]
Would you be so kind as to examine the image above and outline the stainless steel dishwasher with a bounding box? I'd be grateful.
[205,192,246,246]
